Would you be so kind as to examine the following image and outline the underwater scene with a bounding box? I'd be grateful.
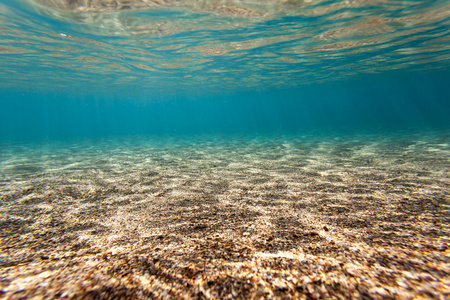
[1,0,450,298]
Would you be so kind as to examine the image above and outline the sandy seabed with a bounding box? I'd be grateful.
[1,132,449,299]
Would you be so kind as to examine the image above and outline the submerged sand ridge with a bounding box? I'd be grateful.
[0,133,449,299]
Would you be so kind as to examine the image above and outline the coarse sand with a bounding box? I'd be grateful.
[1,132,449,299]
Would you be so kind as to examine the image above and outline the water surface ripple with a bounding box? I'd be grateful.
[0,0,449,92]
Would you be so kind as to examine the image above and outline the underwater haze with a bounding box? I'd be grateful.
[0,0,449,140]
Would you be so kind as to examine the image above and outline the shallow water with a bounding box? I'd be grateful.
[1,1,450,298]
[1,0,450,140]
[1,0,450,94]
[1,131,449,298]
[2,131,449,212]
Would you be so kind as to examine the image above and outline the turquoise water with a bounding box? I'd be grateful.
[1,2,450,297]
[0,0,450,140]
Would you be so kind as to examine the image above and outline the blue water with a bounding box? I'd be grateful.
[1,72,450,142]
[0,0,449,141]
[1,2,450,297]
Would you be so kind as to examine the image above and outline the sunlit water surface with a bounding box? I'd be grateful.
[1,0,449,94]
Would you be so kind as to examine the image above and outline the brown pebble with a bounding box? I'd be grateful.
[323,226,329,231]
[194,224,207,230]
[306,231,319,236]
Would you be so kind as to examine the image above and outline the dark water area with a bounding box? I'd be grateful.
[1,70,450,143]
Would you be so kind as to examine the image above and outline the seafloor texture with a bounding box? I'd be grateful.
[1,132,449,299]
